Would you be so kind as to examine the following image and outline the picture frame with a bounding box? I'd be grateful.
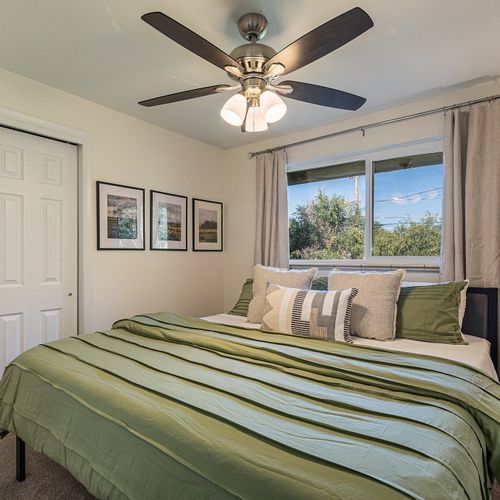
[96,181,145,250]
[150,190,188,251]
[192,198,223,252]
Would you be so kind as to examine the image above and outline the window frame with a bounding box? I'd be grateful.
[287,139,444,269]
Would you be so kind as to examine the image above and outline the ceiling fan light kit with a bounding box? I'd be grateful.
[260,91,287,123]
[139,7,374,132]
[220,93,247,126]
[245,104,268,132]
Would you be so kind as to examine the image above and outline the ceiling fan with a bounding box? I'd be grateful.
[139,8,374,132]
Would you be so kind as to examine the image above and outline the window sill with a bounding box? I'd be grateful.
[289,258,439,273]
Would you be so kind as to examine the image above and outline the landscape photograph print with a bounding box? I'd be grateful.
[198,208,218,243]
[150,190,187,251]
[107,195,137,240]
[159,202,181,241]
[192,198,223,251]
[97,181,145,250]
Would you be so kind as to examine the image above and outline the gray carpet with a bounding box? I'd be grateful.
[0,433,94,499]
[1,432,499,499]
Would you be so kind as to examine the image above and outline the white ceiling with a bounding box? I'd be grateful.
[0,0,499,149]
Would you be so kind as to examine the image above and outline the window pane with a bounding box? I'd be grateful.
[372,152,443,256]
[288,161,365,260]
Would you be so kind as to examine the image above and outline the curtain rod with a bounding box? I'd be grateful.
[248,93,500,159]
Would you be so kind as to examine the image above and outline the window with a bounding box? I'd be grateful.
[372,153,443,257]
[288,161,366,260]
[287,147,444,263]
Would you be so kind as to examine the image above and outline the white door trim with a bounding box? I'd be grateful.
[0,105,93,334]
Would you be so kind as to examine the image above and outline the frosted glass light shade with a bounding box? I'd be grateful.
[260,91,287,123]
[220,94,247,126]
[245,106,268,132]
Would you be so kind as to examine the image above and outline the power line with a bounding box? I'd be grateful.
[374,187,442,204]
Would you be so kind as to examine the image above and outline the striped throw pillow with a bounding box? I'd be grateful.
[261,283,358,343]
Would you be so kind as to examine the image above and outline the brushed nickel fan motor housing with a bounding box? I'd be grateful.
[230,43,276,74]
[227,13,276,79]
[237,13,268,41]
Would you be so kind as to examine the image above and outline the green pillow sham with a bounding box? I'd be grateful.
[228,276,328,316]
[311,276,328,291]
[396,281,468,344]
[227,279,253,316]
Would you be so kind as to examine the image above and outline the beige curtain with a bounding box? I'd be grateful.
[254,150,289,267]
[440,100,500,288]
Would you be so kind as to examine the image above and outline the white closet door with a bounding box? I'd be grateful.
[0,126,78,375]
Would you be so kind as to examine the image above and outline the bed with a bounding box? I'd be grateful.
[0,290,499,499]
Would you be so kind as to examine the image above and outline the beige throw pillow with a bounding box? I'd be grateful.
[247,265,317,323]
[328,269,405,340]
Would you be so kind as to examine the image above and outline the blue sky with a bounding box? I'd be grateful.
[288,164,443,230]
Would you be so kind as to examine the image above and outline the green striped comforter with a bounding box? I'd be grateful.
[0,312,499,499]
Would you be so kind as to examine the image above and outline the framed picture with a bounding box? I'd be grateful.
[150,190,188,251]
[192,198,223,252]
[96,181,145,250]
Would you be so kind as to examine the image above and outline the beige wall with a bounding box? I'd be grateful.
[221,79,500,310]
[0,68,225,331]
[2,66,498,325]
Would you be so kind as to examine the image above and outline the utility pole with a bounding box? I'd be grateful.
[355,176,359,209]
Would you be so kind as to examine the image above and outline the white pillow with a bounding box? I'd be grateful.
[329,269,405,341]
[247,265,317,323]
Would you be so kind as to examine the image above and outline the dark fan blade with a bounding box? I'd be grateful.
[139,84,232,107]
[265,7,373,75]
[281,81,366,110]
[142,12,243,72]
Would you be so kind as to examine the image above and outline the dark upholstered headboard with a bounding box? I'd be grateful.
[462,287,498,372]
